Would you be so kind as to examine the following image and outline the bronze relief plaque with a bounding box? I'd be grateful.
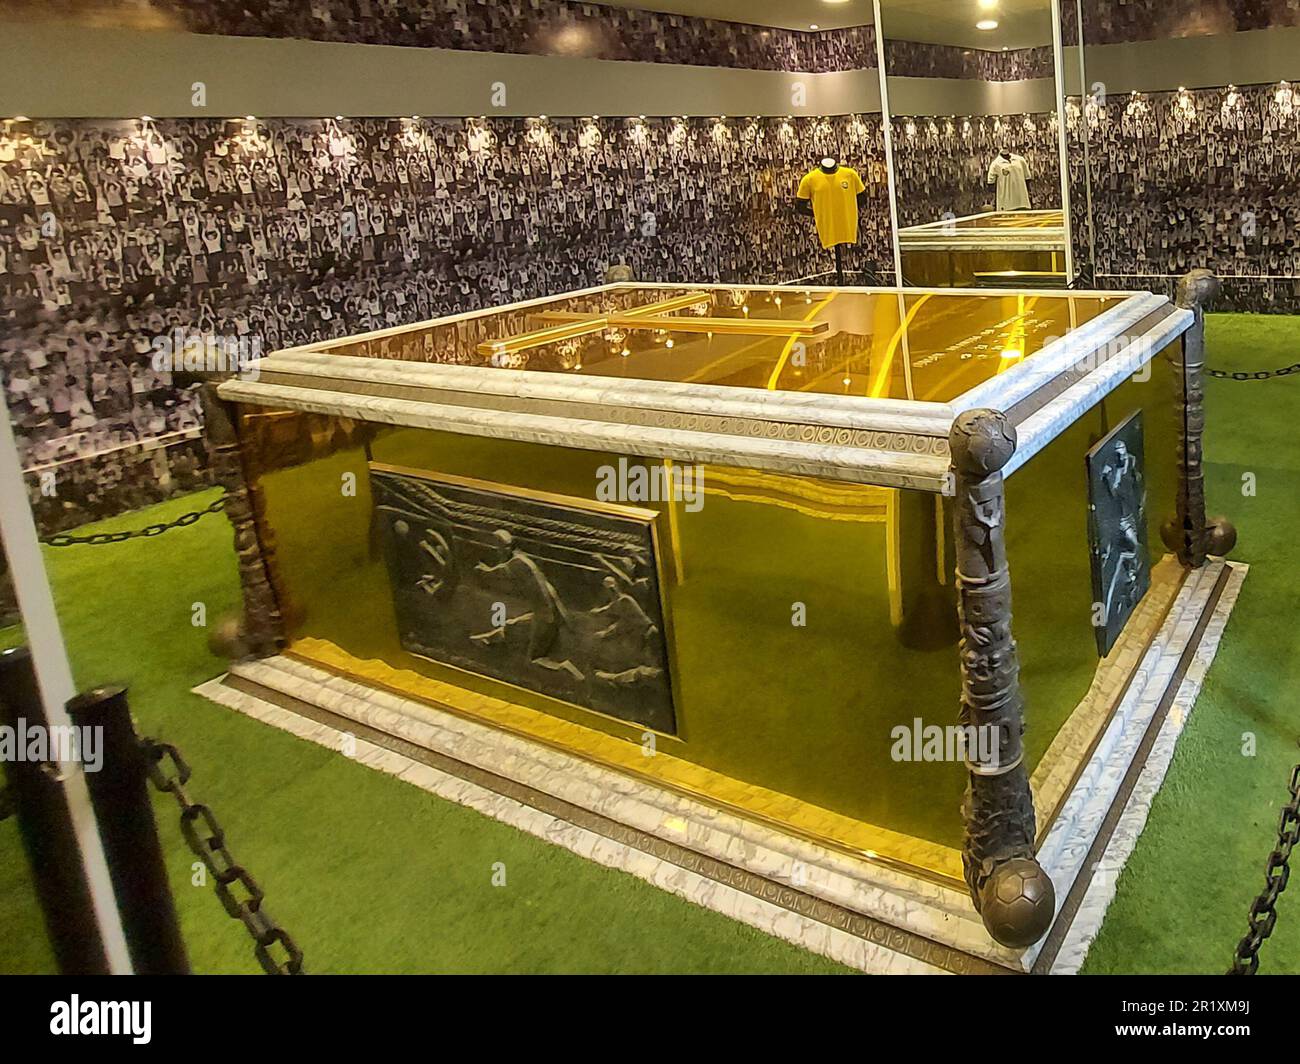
[370,463,677,734]
[1086,411,1151,657]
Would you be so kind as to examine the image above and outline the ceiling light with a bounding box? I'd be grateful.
[976,19,999,30]
[978,0,999,9]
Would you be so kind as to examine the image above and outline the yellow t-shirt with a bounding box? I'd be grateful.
[797,166,866,249]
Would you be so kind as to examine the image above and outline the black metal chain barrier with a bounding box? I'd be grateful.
[1208,362,1300,381]
[142,738,304,975]
[41,497,226,548]
[1229,762,1300,974]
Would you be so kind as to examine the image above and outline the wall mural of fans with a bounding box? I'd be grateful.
[0,113,893,532]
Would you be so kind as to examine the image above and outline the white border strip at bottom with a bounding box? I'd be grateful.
[1046,562,1249,974]
[195,676,950,975]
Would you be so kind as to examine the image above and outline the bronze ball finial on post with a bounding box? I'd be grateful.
[1163,269,1238,567]
[948,409,1055,949]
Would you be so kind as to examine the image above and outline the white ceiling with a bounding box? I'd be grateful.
[597,1,1056,49]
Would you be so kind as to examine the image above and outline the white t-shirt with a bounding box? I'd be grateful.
[987,153,1031,211]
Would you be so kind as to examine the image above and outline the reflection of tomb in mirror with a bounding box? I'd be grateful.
[897,208,1068,288]
[876,0,1074,287]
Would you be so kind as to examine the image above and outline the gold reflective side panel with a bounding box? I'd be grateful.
[244,410,969,876]
[1006,346,1183,774]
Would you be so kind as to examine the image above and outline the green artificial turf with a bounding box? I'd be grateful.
[0,490,850,974]
[2,311,1298,975]
[1081,313,1300,974]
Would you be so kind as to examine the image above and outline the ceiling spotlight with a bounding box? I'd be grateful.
[978,0,999,9]
[976,19,999,30]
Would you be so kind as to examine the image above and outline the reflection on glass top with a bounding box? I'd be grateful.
[318,286,1125,404]
[904,210,1065,233]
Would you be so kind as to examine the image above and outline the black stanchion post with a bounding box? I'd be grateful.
[0,647,110,973]
[66,685,190,974]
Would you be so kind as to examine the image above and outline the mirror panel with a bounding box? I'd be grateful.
[1059,0,1096,285]
[876,0,1074,288]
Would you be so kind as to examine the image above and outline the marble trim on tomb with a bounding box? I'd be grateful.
[1042,561,1248,974]
[953,292,1180,415]
[269,283,1171,434]
[218,378,955,492]
[1032,561,1229,891]
[223,286,1190,496]
[252,355,957,436]
[1001,316,1195,478]
[204,655,1019,972]
[194,676,948,974]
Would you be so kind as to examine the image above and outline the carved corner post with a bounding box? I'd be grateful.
[197,383,287,659]
[1164,269,1237,567]
[949,410,1055,949]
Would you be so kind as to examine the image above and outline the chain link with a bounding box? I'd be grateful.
[142,738,304,975]
[41,497,226,548]
[1207,363,1300,381]
[1229,762,1300,974]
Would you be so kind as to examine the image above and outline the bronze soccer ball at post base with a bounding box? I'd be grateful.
[1206,515,1238,557]
[1159,515,1239,559]
[208,612,250,660]
[978,858,1056,949]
